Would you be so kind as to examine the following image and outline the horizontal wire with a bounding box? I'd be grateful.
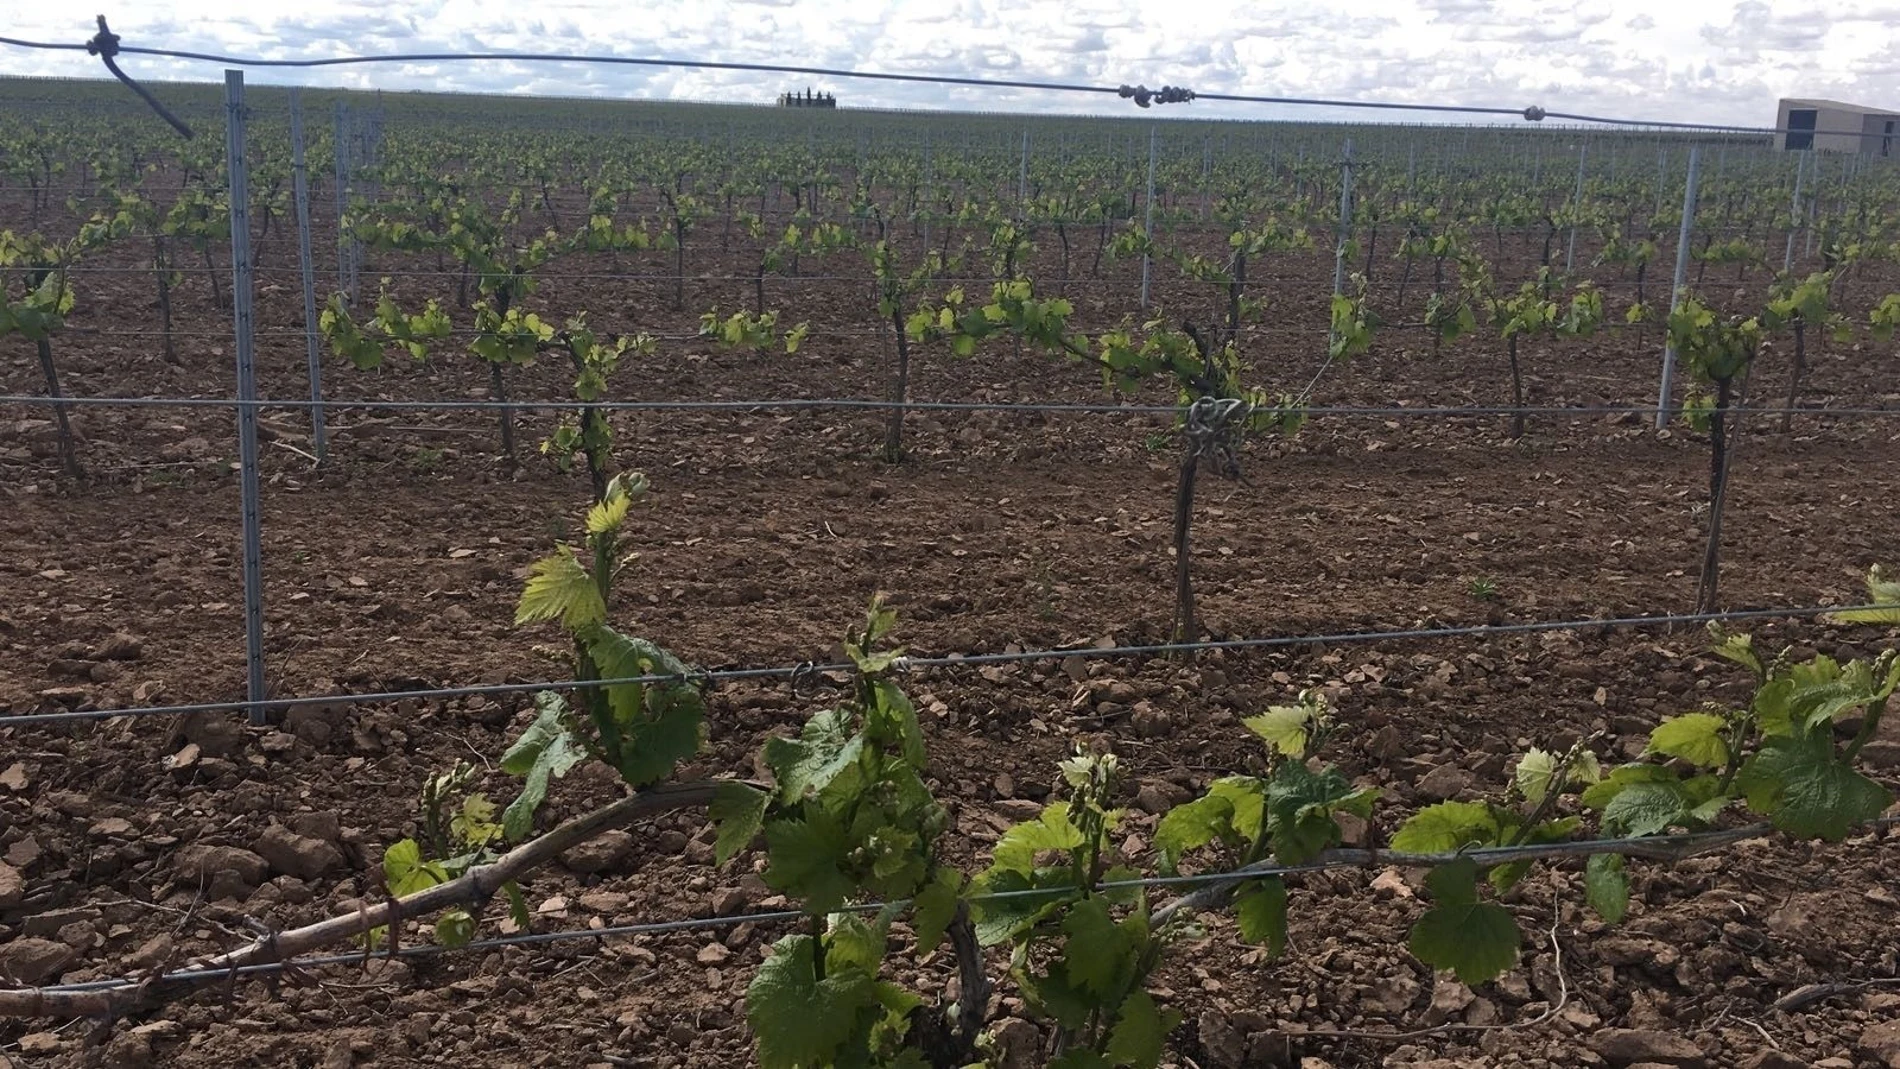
[1,395,1896,419]
[32,816,1900,995]
[0,35,1872,137]
[4,602,1889,728]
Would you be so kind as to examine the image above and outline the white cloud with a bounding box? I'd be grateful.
[1,0,1894,127]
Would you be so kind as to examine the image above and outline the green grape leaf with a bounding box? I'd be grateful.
[1580,763,1679,810]
[1738,730,1893,841]
[1391,801,1508,854]
[746,934,879,1069]
[763,808,858,916]
[911,867,964,955]
[765,708,866,805]
[503,880,530,930]
[435,908,476,948]
[1242,704,1311,758]
[515,548,605,629]
[1646,713,1731,768]
[1104,991,1175,1068]
[824,912,889,974]
[710,781,771,866]
[1409,858,1522,984]
[1154,789,1238,873]
[1061,896,1126,997]
[499,693,589,841]
[1234,877,1288,958]
[1601,782,1693,836]
[970,866,1078,947]
[1264,764,1376,865]
[991,801,1087,875]
[1585,853,1629,924]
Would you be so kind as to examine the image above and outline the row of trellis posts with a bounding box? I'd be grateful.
[203,69,1827,722]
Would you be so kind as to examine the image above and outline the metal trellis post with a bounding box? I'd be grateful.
[333,101,352,305]
[224,70,268,726]
[1139,125,1157,310]
[1017,127,1029,204]
[1332,138,1355,299]
[1656,146,1701,430]
[289,89,327,464]
[1783,150,1807,272]
[1564,143,1587,273]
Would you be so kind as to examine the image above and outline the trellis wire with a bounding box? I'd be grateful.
[3,394,1898,419]
[0,31,1889,139]
[6,600,1891,729]
[28,816,1900,998]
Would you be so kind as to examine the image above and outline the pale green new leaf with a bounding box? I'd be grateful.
[1645,713,1731,769]
[1242,704,1311,758]
[515,549,605,629]
[1513,748,1559,804]
[584,492,631,535]
[1826,565,1900,624]
[1391,801,1507,854]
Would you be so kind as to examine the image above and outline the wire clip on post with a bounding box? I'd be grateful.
[1119,84,1196,108]
[86,15,195,139]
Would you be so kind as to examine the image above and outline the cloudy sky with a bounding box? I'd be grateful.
[3,1,1896,127]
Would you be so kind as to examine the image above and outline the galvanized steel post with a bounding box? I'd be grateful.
[1139,125,1157,309]
[289,89,327,464]
[224,70,268,725]
[1564,143,1587,273]
[1656,147,1702,430]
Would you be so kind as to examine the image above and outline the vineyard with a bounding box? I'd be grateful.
[2,65,1900,1069]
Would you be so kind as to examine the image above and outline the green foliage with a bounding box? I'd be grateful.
[505,475,706,841]
[0,229,88,341]
[1328,274,1380,361]
[720,599,957,1066]
[367,763,525,951]
[1408,858,1522,984]
[1667,296,1760,385]
[1585,628,1896,845]
[1827,564,1900,625]
[1871,294,1900,341]
[970,751,1182,1067]
[700,307,810,352]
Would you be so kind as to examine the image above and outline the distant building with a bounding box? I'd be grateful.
[1775,98,1898,155]
[777,88,837,109]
